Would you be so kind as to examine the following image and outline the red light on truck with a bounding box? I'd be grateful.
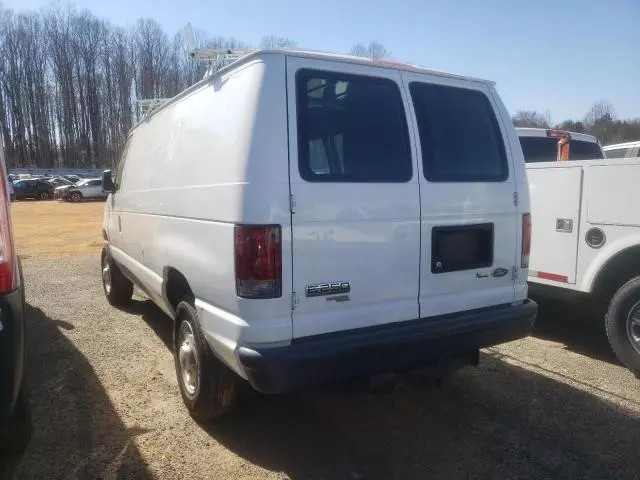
[546,129,571,140]
[234,225,282,299]
[521,213,531,269]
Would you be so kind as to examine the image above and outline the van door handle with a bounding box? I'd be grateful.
[118,215,122,234]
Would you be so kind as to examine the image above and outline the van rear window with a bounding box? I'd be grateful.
[296,69,412,183]
[519,137,605,163]
[569,140,604,160]
[410,83,508,182]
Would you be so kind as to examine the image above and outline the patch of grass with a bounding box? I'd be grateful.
[12,200,105,258]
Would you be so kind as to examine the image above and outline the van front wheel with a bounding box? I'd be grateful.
[605,277,640,378]
[174,299,239,421]
[101,246,133,307]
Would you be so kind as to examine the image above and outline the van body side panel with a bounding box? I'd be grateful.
[112,57,292,376]
[286,57,421,339]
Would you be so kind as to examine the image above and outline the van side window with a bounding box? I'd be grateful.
[410,83,508,182]
[296,69,412,182]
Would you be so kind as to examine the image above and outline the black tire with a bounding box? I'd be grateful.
[0,377,32,453]
[70,191,82,202]
[174,299,239,421]
[101,246,133,307]
[38,191,50,200]
[605,277,640,378]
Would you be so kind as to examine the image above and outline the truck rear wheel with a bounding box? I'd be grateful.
[605,277,640,378]
[174,299,240,421]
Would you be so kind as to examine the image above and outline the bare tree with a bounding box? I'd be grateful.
[512,110,550,128]
[260,35,296,48]
[584,101,616,144]
[349,41,389,59]
[584,100,615,126]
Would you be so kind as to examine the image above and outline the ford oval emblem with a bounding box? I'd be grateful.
[491,267,509,278]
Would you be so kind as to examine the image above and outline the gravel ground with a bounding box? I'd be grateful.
[4,254,640,479]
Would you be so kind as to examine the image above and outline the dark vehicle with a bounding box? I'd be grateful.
[12,179,55,200]
[0,159,30,453]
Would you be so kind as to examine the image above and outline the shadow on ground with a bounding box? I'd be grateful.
[130,298,640,480]
[530,294,621,366]
[2,304,152,479]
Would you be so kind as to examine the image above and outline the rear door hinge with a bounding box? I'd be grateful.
[512,266,518,280]
[513,191,519,207]
[289,194,296,214]
[290,291,299,310]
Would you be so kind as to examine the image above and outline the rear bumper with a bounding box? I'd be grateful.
[0,284,26,420]
[239,300,537,394]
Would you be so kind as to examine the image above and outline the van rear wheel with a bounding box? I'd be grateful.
[605,277,640,378]
[101,246,133,307]
[174,299,240,421]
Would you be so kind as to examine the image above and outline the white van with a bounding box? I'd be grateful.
[516,128,604,163]
[100,49,536,420]
[604,141,640,159]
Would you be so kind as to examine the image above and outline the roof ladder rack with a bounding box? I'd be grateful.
[185,23,258,77]
[135,98,172,119]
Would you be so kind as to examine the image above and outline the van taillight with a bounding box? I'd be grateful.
[234,225,282,299]
[0,167,15,293]
[521,213,531,269]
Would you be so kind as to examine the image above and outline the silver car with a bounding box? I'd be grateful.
[66,178,107,201]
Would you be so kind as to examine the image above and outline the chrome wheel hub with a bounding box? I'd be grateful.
[102,258,111,294]
[628,301,640,355]
[178,320,199,397]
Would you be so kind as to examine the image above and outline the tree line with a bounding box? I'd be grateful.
[0,5,296,169]
[0,4,393,171]
[6,4,633,171]
[513,101,640,146]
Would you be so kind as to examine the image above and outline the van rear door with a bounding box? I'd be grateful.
[286,57,421,339]
[403,74,520,316]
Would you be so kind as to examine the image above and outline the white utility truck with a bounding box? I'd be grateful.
[526,157,640,377]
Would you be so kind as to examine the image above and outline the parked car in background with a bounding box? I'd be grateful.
[12,179,55,200]
[47,176,73,188]
[65,178,106,201]
[101,49,536,420]
[0,148,30,453]
[62,174,81,183]
[604,141,640,159]
[516,128,604,163]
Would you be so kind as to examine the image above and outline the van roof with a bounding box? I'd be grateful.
[254,49,495,85]
[515,127,599,144]
[603,140,640,150]
[132,48,495,130]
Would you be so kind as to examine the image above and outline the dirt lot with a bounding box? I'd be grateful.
[4,201,640,479]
